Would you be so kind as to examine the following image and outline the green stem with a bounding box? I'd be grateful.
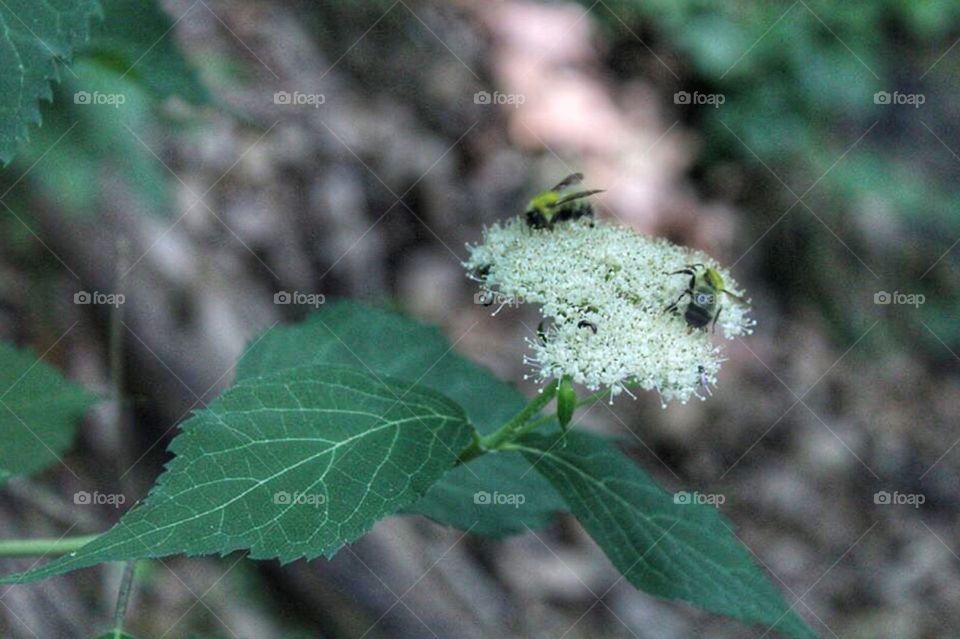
[480,380,559,450]
[512,388,610,439]
[456,382,625,465]
[458,380,560,463]
[112,560,137,633]
[457,431,485,464]
[109,240,139,637]
[0,535,99,558]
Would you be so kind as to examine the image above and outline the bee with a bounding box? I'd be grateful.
[664,263,744,333]
[525,173,604,230]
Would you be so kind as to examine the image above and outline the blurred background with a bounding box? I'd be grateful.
[1,0,958,637]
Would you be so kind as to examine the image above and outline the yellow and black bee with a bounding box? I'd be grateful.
[525,173,604,230]
[664,263,744,333]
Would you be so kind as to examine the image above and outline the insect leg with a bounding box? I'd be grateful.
[711,306,722,333]
[721,289,746,303]
[664,290,691,314]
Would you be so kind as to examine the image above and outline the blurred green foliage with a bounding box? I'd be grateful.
[18,59,163,213]
[0,0,100,164]
[590,0,960,352]
[595,0,960,220]
[0,0,208,217]
[84,0,209,106]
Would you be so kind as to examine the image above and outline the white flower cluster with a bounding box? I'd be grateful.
[465,218,755,405]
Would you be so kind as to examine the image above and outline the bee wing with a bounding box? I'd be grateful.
[550,173,584,192]
[721,289,746,303]
[552,189,604,207]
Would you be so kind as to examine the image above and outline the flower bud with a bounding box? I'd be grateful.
[557,376,576,432]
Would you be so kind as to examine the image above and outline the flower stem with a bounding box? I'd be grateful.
[511,388,609,439]
[458,380,560,463]
[112,560,138,634]
[0,535,99,558]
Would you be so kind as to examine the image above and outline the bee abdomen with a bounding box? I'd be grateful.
[553,203,594,224]
[684,303,712,329]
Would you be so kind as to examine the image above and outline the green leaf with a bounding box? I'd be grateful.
[236,300,566,537]
[0,341,94,482]
[6,0,210,214]
[2,365,472,583]
[14,58,167,213]
[0,0,101,164]
[93,632,138,639]
[517,432,816,639]
[83,0,209,104]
